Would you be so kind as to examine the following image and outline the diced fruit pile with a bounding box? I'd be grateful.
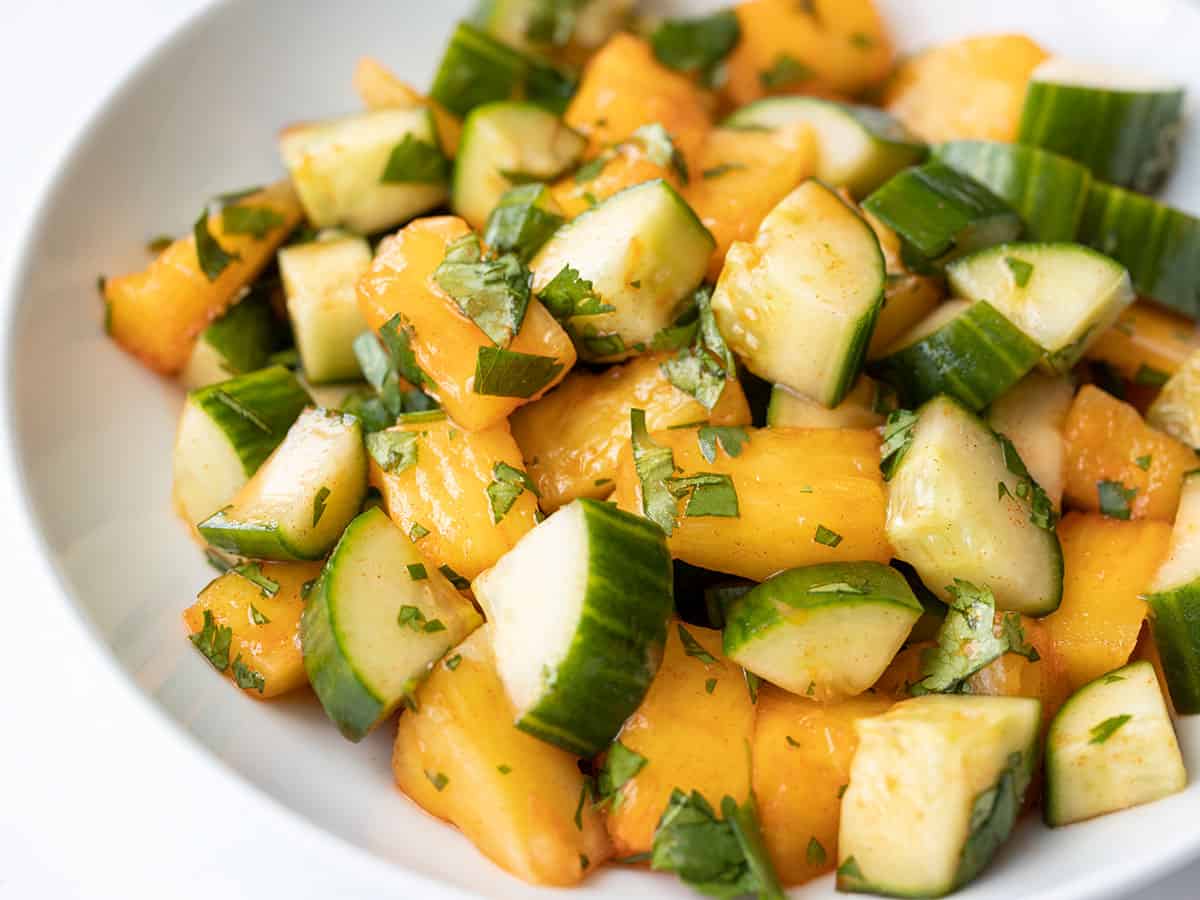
[97,0,1200,895]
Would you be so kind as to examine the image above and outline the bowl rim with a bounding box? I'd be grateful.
[2,1,1199,897]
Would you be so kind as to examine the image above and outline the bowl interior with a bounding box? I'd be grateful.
[8,0,1200,897]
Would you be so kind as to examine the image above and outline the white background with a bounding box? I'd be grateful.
[0,2,1196,898]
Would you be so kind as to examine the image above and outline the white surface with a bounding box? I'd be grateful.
[0,2,1199,899]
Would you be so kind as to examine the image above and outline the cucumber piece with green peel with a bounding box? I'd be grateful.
[711,179,885,407]
[301,507,483,741]
[472,497,673,756]
[1018,59,1184,194]
[724,97,926,197]
[1077,182,1200,320]
[452,102,585,229]
[199,408,367,561]
[179,287,282,389]
[279,234,372,385]
[946,242,1135,373]
[885,395,1063,616]
[871,299,1043,412]
[280,108,447,235]
[838,695,1041,897]
[1144,472,1200,713]
[1148,350,1200,448]
[933,140,1092,242]
[722,562,922,700]
[861,161,1022,273]
[483,182,566,262]
[766,376,887,429]
[1044,661,1186,827]
[430,21,576,118]
[529,179,714,360]
[172,366,311,526]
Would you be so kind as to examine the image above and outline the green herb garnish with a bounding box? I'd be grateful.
[701,162,747,180]
[312,486,331,527]
[649,10,741,88]
[1098,479,1136,520]
[193,209,240,281]
[250,605,270,626]
[439,564,470,590]
[661,286,737,410]
[425,770,450,791]
[233,562,280,598]
[697,425,749,463]
[433,234,531,346]
[221,204,285,239]
[381,134,450,183]
[879,409,917,481]
[367,429,420,475]
[446,654,463,671]
[410,522,431,541]
[487,461,539,523]
[1089,714,1132,745]
[760,53,814,89]
[1004,256,1034,288]
[538,265,614,321]
[814,525,842,548]
[407,563,428,581]
[631,408,680,535]
[677,624,718,664]
[597,741,649,808]
[474,346,564,398]
[190,610,233,672]
[806,837,827,867]
[232,655,266,693]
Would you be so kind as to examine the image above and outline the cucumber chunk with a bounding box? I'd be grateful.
[766,376,886,429]
[1077,182,1200,319]
[724,97,926,197]
[173,366,311,526]
[279,108,447,234]
[871,299,1043,412]
[946,242,1135,372]
[711,179,885,407]
[179,287,281,389]
[886,396,1063,616]
[1018,59,1185,194]
[723,562,921,700]
[302,507,483,740]
[529,179,713,360]
[838,695,1040,898]
[430,21,576,118]
[1148,349,1200,448]
[933,140,1092,242]
[1145,472,1200,712]
[1044,661,1186,827]
[862,162,1023,273]
[453,102,585,229]
[279,234,372,384]
[475,0,630,54]
[199,408,367,561]
[472,497,673,756]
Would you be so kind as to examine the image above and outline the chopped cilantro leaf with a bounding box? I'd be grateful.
[580,854,590,870]
[410,522,430,541]
[649,10,741,87]
[879,409,917,481]
[705,677,718,694]
[1098,479,1136,520]
[661,286,736,410]
[697,425,749,463]
[483,183,564,262]
[814,525,842,547]
[1089,714,1132,745]
[193,209,240,281]
[538,265,614,320]
[474,346,564,397]
[250,604,270,626]
[1134,364,1171,388]
[190,610,233,672]
[397,605,427,630]
[849,31,875,49]
[381,134,450,183]
[786,735,800,748]
[367,430,420,475]
[744,669,761,704]
[487,461,539,523]
[439,564,470,590]
[312,486,331,527]
[807,837,827,867]
[433,234,531,346]
[445,654,463,671]
[1135,454,1153,471]
[233,562,280,597]
[631,408,680,535]
[498,764,512,774]
[910,580,1039,695]
[677,624,718,664]
[407,563,428,581]
[838,856,864,881]
[221,204,285,239]
[701,162,747,180]
[232,655,266,693]
[760,53,814,89]
[1004,256,1034,288]
[670,472,740,518]
[425,770,450,791]
[997,433,1057,530]
[597,741,648,808]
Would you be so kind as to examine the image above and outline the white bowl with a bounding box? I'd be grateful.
[6,0,1200,897]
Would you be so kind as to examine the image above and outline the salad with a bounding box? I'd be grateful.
[99,0,1200,896]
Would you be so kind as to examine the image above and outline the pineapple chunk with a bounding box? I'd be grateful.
[182,561,322,699]
[105,181,301,374]
[393,626,611,885]
[510,353,751,511]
